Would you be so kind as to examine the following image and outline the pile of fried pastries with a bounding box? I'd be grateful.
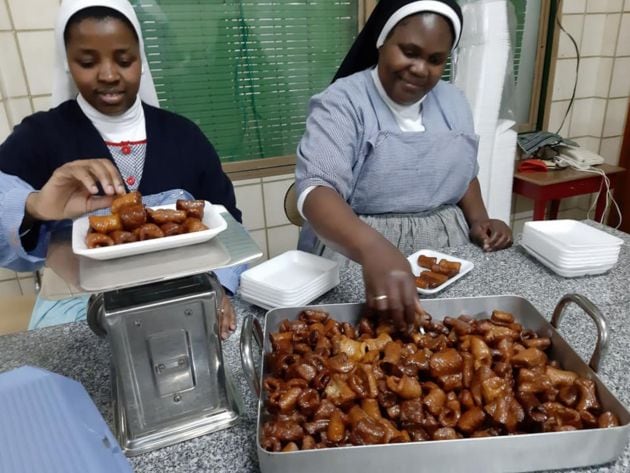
[85,191,208,249]
[260,309,619,452]
[415,255,461,289]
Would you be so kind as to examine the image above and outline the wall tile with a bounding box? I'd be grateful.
[580,15,607,56]
[32,95,51,113]
[5,97,32,126]
[248,229,268,264]
[599,136,622,164]
[232,177,261,187]
[267,225,299,258]
[0,103,11,143]
[262,173,294,183]
[0,280,22,297]
[572,136,602,152]
[586,0,623,13]
[17,30,55,96]
[626,0,630,11]
[0,32,28,97]
[563,0,586,14]
[234,183,265,231]
[602,14,622,56]
[0,268,17,281]
[7,0,58,30]
[0,1,12,30]
[551,59,578,101]
[603,97,630,136]
[557,14,583,59]
[512,195,534,214]
[609,57,630,97]
[569,98,606,136]
[616,14,630,55]
[558,208,589,220]
[547,100,573,136]
[263,179,293,227]
[575,57,612,98]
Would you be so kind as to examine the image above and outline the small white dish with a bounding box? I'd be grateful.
[407,249,474,295]
[72,201,227,260]
[240,250,339,293]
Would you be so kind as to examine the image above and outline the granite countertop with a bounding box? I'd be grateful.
[1,222,629,473]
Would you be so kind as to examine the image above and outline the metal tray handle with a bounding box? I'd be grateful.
[551,293,609,372]
[240,314,263,398]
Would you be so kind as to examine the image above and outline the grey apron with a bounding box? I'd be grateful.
[299,95,479,266]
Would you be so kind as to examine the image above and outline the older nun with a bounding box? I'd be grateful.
[295,0,512,328]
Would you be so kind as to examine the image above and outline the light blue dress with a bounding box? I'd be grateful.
[295,69,480,257]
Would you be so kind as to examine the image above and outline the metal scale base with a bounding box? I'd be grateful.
[88,273,243,456]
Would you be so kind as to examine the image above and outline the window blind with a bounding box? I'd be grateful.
[131,1,537,163]
[132,1,358,163]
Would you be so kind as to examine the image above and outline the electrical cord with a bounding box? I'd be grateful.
[554,6,580,135]
[553,156,622,228]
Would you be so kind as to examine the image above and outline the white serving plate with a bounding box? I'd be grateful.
[524,220,623,249]
[240,250,339,293]
[407,249,474,295]
[521,242,615,277]
[72,201,227,260]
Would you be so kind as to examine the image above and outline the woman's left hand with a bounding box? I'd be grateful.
[470,219,512,252]
[219,295,237,340]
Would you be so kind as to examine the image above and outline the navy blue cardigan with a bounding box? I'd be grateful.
[0,100,241,222]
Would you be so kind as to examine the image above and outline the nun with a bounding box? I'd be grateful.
[0,0,241,337]
[295,0,512,328]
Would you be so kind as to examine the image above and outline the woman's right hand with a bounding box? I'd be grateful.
[25,159,126,221]
[360,239,423,331]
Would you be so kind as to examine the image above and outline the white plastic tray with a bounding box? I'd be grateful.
[407,249,474,295]
[72,201,227,260]
[524,220,623,249]
[521,233,619,267]
[521,242,615,277]
[240,250,339,293]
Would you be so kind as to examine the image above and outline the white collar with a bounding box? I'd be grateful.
[371,67,426,132]
[77,94,146,143]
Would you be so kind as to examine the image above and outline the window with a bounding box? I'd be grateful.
[133,1,358,169]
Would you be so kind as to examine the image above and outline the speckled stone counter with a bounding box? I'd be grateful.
[1,222,629,473]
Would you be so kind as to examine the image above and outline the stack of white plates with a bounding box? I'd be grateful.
[521,220,623,277]
[239,250,339,310]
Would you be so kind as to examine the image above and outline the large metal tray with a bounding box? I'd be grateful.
[240,295,630,473]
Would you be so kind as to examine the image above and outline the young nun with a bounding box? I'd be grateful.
[0,0,241,338]
[295,0,512,329]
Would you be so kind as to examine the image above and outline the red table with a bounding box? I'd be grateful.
[512,163,626,221]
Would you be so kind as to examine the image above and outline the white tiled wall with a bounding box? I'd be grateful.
[234,174,300,265]
[513,0,630,233]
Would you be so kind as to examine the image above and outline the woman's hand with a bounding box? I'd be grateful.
[469,219,512,252]
[25,159,126,221]
[219,294,237,340]
[361,239,423,331]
